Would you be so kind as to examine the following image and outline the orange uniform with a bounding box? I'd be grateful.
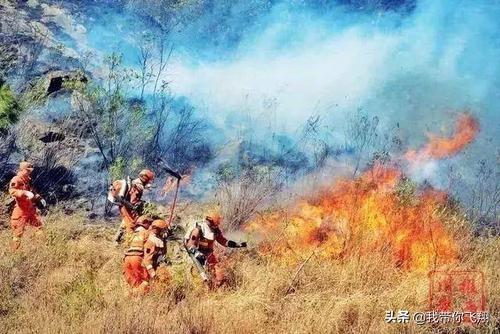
[8,164,43,250]
[185,217,246,287]
[110,170,154,244]
[111,178,145,233]
[123,220,168,294]
[123,229,151,290]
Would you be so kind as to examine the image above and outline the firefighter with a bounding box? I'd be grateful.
[123,219,169,294]
[8,161,46,251]
[184,211,247,287]
[108,169,155,244]
[134,215,154,232]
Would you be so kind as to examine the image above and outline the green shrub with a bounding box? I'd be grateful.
[109,157,127,180]
[59,271,105,322]
[0,80,21,130]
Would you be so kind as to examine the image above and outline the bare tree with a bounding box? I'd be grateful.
[345,109,380,176]
[470,160,499,229]
[148,32,174,156]
[216,165,282,230]
[72,53,149,169]
[299,114,332,169]
[448,157,500,231]
[159,106,208,170]
[135,36,155,100]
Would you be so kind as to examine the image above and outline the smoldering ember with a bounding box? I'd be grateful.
[0,1,498,333]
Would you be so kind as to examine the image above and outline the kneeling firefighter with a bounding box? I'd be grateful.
[123,217,170,294]
[184,211,247,287]
[108,169,155,243]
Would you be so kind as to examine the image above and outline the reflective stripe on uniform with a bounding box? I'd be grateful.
[125,249,144,256]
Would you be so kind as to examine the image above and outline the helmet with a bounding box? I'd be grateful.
[150,219,168,231]
[139,169,155,184]
[136,215,153,229]
[206,210,222,227]
[19,161,34,172]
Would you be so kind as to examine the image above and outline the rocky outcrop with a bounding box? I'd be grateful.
[0,1,83,85]
[44,70,87,95]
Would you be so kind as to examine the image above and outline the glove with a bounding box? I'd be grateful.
[227,240,247,248]
[24,191,34,200]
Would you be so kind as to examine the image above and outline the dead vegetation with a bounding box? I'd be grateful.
[0,207,497,334]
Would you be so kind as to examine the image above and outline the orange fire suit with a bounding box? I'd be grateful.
[110,178,145,233]
[9,173,42,250]
[185,222,232,287]
[123,228,165,293]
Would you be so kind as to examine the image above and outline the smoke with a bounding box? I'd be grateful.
[46,0,499,148]
[169,28,398,133]
[166,0,499,140]
[22,0,499,201]
[163,0,499,190]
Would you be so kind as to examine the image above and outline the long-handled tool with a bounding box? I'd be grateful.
[158,159,210,283]
[184,244,210,282]
[168,177,180,225]
[158,158,183,225]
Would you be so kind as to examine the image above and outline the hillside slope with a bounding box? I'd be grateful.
[0,209,498,334]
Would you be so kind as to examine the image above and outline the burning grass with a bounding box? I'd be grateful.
[0,113,494,333]
[0,206,498,333]
[247,164,462,272]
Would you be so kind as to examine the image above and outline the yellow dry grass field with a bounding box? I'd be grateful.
[0,208,498,334]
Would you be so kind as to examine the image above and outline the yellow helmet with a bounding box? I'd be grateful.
[150,219,169,231]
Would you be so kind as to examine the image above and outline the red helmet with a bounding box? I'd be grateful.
[139,169,155,183]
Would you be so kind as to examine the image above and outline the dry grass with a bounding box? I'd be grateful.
[0,209,498,334]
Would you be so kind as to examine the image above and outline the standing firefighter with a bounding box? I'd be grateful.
[184,211,247,287]
[108,169,155,243]
[123,218,170,294]
[8,161,46,251]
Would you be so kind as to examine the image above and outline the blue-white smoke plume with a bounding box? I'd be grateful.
[18,0,500,207]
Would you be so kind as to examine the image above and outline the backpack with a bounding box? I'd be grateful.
[107,176,131,205]
[184,220,216,242]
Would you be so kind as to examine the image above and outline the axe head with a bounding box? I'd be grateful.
[157,158,182,179]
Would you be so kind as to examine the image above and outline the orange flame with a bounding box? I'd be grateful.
[405,113,479,162]
[246,164,458,271]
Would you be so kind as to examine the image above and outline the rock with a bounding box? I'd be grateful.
[39,131,65,143]
[45,70,87,95]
